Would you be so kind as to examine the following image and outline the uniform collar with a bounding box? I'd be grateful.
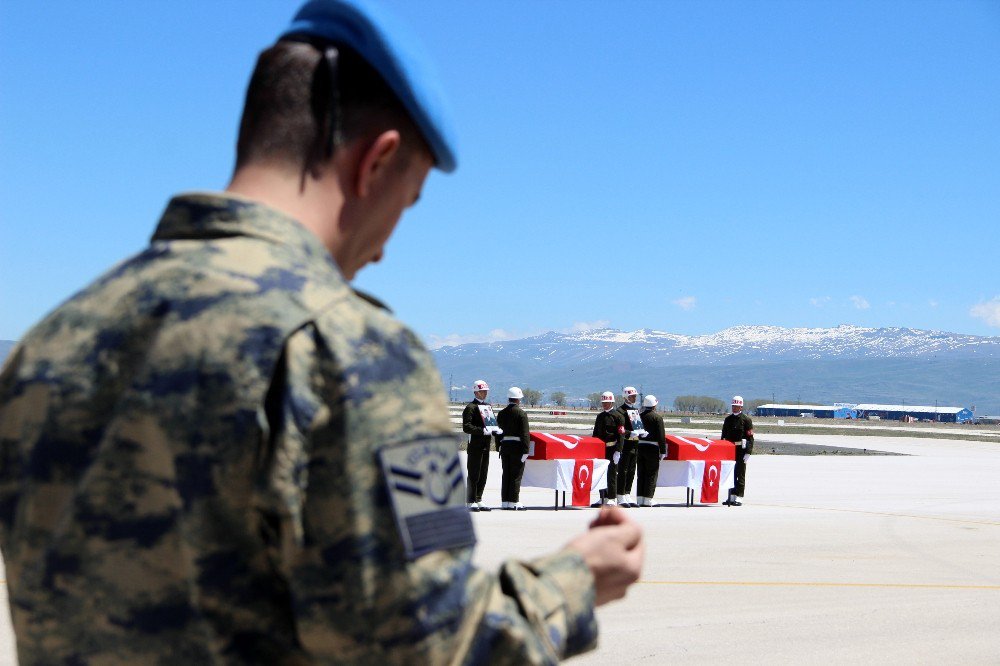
[152,192,340,275]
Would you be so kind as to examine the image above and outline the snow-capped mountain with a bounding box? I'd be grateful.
[434,325,999,367]
[432,326,1000,408]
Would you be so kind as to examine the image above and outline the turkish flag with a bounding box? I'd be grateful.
[700,460,722,503]
[572,459,594,506]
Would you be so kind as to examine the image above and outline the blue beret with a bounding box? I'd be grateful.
[282,0,458,173]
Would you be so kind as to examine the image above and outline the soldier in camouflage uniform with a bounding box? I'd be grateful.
[0,1,644,663]
[722,395,755,506]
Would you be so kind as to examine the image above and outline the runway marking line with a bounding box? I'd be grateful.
[751,502,1000,528]
[640,580,1000,591]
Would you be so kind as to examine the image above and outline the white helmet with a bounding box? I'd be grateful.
[508,386,523,400]
[600,391,615,402]
[473,380,489,393]
[732,395,744,407]
[643,395,658,408]
[623,386,638,399]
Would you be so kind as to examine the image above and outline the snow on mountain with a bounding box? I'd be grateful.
[433,325,1000,367]
[431,325,999,408]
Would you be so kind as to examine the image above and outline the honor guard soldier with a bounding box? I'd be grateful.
[497,387,530,510]
[616,386,647,507]
[636,395,667,507]
[0,1,645,662]
[462,379,500,511]
[592,391,626,506]
[722,395,755,506]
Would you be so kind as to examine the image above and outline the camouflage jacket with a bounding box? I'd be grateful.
[0,193,597,665]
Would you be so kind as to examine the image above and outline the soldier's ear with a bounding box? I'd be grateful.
[354,130,402,198]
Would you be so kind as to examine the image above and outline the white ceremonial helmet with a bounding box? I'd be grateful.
[732,395,744,407]
[643,395,658,408]
[508,386,523,400]
[623,386,638,399]
[473,380,489,392]
[600,391,615,403]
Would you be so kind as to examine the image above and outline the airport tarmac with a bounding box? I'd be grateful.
[0,432,997,664]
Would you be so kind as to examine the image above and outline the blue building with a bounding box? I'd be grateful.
[754,404,858,419]
[853,404,974,423]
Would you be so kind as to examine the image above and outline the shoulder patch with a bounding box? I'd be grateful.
[378,436,476,560]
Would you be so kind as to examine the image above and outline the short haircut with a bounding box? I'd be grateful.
[234,40,426,179]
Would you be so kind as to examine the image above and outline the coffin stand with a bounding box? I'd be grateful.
[522,432,609,509]
[657,435,737,506]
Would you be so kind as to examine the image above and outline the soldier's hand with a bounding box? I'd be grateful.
[483,427,491,436]
[565,507,644,606]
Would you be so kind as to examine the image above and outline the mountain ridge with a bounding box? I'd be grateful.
[434,325,998,364]
[432,325,1000,409]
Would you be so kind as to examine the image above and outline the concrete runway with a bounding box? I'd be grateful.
[1,432,998,663]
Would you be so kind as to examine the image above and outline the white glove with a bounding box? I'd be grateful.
[495,428,504,436]
[520,453,528,463]
[659,453,666,461]
[483,427,491,435]
[743,453,750,463]
[613,451,621,465]
[637,429,648,438]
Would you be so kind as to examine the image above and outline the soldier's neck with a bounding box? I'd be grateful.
[226,162,346,263]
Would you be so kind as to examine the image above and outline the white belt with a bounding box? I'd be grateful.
[501,436,521,442]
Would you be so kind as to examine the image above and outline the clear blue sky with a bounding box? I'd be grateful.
[2,0,999,347]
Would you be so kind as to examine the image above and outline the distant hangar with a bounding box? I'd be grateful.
[755,404,859,419]
[755,403,974,423]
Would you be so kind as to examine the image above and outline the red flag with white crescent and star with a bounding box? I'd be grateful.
[572,459,594,506]
[700,460,721,503]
